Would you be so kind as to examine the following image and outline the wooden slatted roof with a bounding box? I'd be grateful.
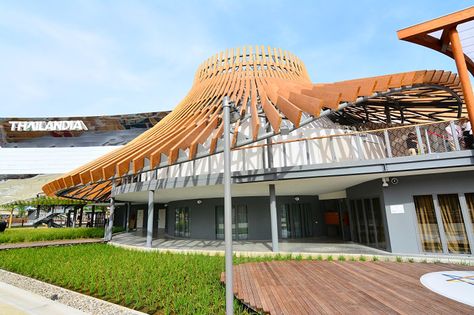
[42,45,466,201]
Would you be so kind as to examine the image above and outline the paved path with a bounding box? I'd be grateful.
[111,232,388,255]
[0,239,104,250]
[0,282,86,315]
[222,261,474,315]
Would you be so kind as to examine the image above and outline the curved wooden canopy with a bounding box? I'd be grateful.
[42,45,466,201]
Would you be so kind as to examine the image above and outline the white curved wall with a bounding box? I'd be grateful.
[0,146,122,174]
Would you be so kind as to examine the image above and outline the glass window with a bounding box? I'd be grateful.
[215,205,248,240]
[437,194,471,254]
[372,198,386,250]
[280,203,312,239]
[175,207,190,238]
[465,193,474,231]
[356,200,367,244]
[413,196,442,253]
[365,199,377,247]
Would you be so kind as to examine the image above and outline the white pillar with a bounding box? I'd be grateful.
[269,184,279,252]
[146,190,154,248]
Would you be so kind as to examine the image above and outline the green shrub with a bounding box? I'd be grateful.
[359,255,366,262]
[337,255,346,261]
[396,256,403,263]
[0,227,123,244]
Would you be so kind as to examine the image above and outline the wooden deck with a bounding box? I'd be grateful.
[221,260,474,314]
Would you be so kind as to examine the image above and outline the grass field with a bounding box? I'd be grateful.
[0,244,265,314]
[0,227,122,244]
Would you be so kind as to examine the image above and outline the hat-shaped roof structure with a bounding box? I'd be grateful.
[42,45,467,201]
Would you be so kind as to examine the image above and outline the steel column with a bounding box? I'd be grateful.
[223,96,234,315]
[146,190,154,248]
[269,184,279,252]
[448,27,474,124]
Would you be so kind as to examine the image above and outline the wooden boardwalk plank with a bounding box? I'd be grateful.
[222,260,474,315]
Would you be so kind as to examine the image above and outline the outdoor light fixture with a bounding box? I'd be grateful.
[294,196,300,202]
[196,199,202,205]
[382,178,389,187]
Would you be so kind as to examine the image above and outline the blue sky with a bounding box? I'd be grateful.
[0,1,470,117]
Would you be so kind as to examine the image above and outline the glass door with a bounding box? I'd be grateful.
[175,207,190,237]
[349,198,386,250]
[215,205,248,240]
[280,203,313,239]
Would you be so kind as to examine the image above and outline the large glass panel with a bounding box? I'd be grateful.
[215,205,248,240]
[365,199,377,247]
[466,193,474,231]
[413,196,442,253]
[280,203,312,238]
[175,207,190,238]
[281,204,290,239]
[350,200,360,243]
[235,205,248,240]
[356,200,367,244]
[372,198,386,250]
[437,194,471,254]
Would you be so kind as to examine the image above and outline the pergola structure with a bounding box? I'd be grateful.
[397,6,474,124]
[42,45,468,201]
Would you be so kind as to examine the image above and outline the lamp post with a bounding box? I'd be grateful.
[222,96,238,315]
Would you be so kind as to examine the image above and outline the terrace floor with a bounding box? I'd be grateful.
[221,260,474,314]
[111,231,389,255]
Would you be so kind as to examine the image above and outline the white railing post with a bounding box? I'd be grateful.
[383,130,392,158]
[415,126,425,155]
[450,120,461,151]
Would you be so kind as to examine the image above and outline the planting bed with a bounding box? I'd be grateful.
[0,227,122,244]
[0,244,259,314]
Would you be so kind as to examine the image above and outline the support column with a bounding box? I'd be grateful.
[72,207,77,228]
[91,205,95,227]
[125,202,131,232]
[269,184,279,252]
[8,208,13,228]
[78,206,84,227]
[146,190,154,248]
[449,27,474,124]
[105,198,115,241]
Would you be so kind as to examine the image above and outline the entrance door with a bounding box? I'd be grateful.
[158,208,166,234]
[215,205,248,240]
[136,209,144,230]
[280,203,313,239]
[350,198,386,250]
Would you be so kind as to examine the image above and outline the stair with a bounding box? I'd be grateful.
[32,209,66,228]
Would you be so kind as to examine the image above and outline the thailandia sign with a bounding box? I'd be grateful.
[9,120,88,132]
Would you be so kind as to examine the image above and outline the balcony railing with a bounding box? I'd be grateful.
[121,119,472,186]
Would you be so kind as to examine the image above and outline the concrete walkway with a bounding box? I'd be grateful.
[111,231,389,255]
[110,232,474,265]
[0,282,85,315]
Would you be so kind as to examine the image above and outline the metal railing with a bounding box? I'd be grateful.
[120,119,472,186]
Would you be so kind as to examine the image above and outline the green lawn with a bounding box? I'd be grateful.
[0,244,264,314]
[0,227,122,244]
